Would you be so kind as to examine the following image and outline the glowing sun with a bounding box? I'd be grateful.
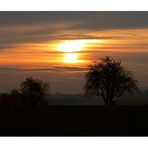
[57,39,99,64]
[58,40,85,52]
[64,53,79,63]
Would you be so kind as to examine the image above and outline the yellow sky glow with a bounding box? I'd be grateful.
[56,39,101,64]
[57,39,100,52]
[0,28,148,68]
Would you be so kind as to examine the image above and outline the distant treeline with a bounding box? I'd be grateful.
[47,90,148,105]
[0,86,148,106]
[131,89,148,99]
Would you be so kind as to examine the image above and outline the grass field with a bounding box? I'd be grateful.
[0,105,148,136]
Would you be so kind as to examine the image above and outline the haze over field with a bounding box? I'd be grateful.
[0,12,148,93]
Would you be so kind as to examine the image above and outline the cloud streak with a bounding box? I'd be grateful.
[0,66,87,72]
[0,12,148,50]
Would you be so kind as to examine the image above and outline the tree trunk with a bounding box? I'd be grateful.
[102,95,109,106]
[103,96,115,106]
[104,99,109,106]
[109,97,115,106]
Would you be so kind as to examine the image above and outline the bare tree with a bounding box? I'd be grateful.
[84,56,138,105]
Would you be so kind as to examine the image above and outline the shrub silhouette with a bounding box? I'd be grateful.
[20,77,49,106]
[84,56,138,105]
[0,89,21,106]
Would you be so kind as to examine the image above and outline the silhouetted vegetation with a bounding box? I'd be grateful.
[0,77,49,107]
[20,77,49,106]
[0,58,147,136]
[84,56,138,105]
[0,89,21,106]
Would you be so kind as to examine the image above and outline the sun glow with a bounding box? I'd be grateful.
[57,39,100,64]
[64,53,79,63]
[58,40,85,52]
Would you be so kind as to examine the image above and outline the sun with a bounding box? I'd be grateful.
[64,53,79,63]
[57,40,85,52]
[56,39,100,64]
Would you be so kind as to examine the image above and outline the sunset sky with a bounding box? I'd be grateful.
[0,12,148,93]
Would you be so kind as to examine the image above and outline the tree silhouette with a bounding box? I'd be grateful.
[0,89,20,106]
[84,56,138,105]
[20,77,49,106]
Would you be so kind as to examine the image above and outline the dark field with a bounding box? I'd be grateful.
[0,105,148,136]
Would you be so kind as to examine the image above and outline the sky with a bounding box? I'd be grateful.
[0,12,148,93]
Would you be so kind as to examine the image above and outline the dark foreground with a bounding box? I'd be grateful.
[0,105,148,136]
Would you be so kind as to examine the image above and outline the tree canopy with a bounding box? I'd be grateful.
[20,77,49,106]
[84,56,138,105]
